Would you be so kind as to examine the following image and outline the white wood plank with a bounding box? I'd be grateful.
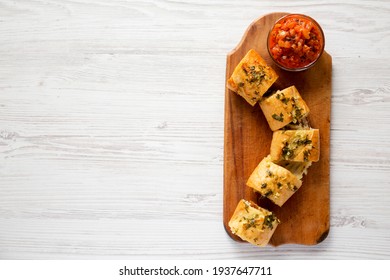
[1,0,390,259]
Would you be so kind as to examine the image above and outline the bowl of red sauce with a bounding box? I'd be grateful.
[267,14,325,71]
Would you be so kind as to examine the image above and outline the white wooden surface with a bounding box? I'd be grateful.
[1,0,390,259]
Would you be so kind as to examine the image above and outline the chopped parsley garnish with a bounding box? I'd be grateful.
[272,113,284,122]
[264,190,273,197]
[244,218,258,230]
[281,96,290,105]
[266,169,273,177]
[244,202,249,213]
[244,65,266,85]
[281,134,312,160]
[277,93,290,105]
[263,214,277,230]
[303,150,311,161]
[243,214,261,230]
[292,98,303,123]
[282,145,294,159]
[296,135,312,146]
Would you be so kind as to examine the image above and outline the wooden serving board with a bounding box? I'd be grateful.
[223,12,332,246]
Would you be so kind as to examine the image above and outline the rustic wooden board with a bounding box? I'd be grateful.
[223,12,332,246]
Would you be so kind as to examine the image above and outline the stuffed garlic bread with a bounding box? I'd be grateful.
[246,155,303,206]
[260,85,310,131]
[227,49,278,106]
[229,199,280,246]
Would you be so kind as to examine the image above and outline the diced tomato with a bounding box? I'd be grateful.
[268,14,324,69]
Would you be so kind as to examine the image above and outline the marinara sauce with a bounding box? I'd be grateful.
[268,14,324,71]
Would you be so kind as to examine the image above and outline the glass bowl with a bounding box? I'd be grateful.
[267,14,325,72]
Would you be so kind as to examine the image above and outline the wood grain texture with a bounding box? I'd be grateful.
[0,0,390,259]
[223,13,331,246]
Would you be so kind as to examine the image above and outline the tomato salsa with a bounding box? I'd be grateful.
[268,14,324,70]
